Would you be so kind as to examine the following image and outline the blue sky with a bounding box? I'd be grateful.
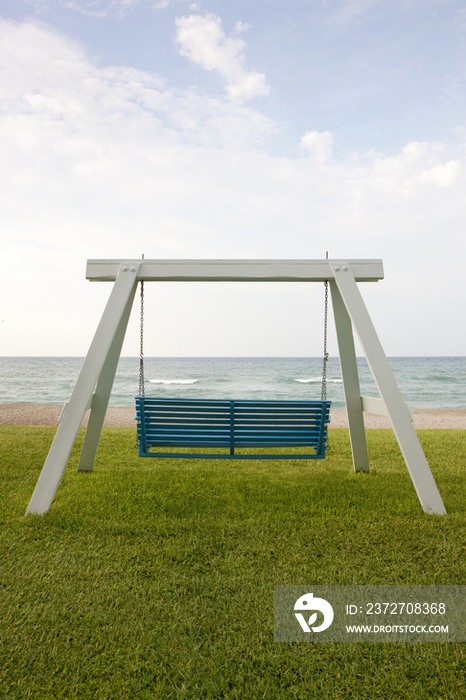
[1,0,465,357]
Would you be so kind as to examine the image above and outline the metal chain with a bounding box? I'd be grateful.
[321,280,329,401]
[138,280,145,397]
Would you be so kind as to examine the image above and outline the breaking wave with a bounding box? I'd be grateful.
[149,379,199,385]
[295,377,343,384]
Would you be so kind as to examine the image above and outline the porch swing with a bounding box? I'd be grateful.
[25,258,446,517]
[135,281,332,460]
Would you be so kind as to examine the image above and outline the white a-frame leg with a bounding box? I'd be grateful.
[330,279,370,474]
[330,263,446,515]
[26,263,140,515]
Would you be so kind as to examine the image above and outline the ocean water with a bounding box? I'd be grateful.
[0,357,465,409]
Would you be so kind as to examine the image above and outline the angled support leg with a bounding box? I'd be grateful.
[26,264,140,515]
[330,280,369,473]
[331,264,446,515]
[77,287,136,472]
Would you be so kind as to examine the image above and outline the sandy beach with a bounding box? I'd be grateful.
[1,403,465,429]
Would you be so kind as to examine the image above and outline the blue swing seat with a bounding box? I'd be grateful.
[136,397,331,459]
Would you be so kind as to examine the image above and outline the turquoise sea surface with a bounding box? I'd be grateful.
[0,357,465,409]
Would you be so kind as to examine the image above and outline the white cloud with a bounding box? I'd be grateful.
[420,160,462,187]
[174,13,270,102]
[233,21,252,33]
[367,142,463,194]
[300,130,334,164]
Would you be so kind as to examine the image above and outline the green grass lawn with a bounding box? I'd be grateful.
[1,425,466,699]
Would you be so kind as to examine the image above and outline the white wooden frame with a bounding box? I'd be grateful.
[25,259,446,516]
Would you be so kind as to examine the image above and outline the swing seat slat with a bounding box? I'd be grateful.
[136,397,331,459]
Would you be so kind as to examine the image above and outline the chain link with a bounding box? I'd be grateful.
[138,280,145,397]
